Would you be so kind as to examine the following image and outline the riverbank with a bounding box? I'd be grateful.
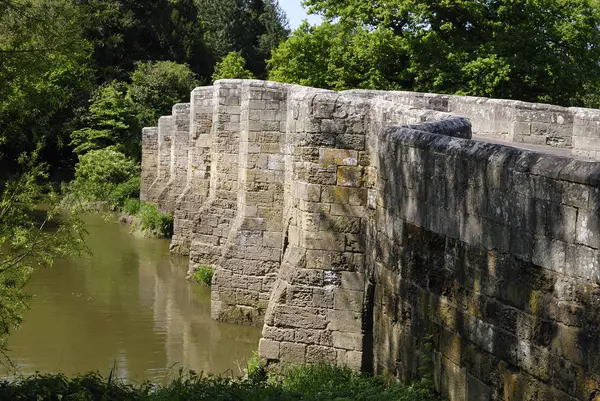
[0,364,440,400]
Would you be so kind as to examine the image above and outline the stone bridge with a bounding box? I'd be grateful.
[141,80,600,401]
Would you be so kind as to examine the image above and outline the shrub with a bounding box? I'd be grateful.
[192,264,214,286]
[137,202,173,238]
[72,148,140,209]
[109,177,141,209]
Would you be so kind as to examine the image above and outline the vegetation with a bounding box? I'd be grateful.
[192,264,214,286]
[212,52,255,81]
[0,364,440,400]
[71,82,141,159]
[0,0,290,184]
[128,61,199,128]
[71,149,140,208]
[197,0,290,79]
[136,202,173,238]
[270,0,600,108]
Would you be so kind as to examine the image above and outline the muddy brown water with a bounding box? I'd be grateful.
[2,215,261,383]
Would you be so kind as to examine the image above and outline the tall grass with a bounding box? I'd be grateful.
[136,202,173,238]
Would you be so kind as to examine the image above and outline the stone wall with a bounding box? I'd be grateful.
[367,127,600,400]
[141,80,600,400]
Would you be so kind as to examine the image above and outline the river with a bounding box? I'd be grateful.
[2,214,262,382]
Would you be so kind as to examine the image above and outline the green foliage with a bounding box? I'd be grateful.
[269,22,408,91]
[0,150,86,352]
[108,177,141,210]
[71,81,141,159]
[128,61,199,127]
[275,0,600,107]
[0,0,95,177]
[192,264,214,286]
[197,0,290,78]
[137,202,173,238]
[122,197,142,216]
[76,0,211,82]
[212,52,255,82]
[246,350,261,375]
[0,364,440,400]
[72,149,140,209]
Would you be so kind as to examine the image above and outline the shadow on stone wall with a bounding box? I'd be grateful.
[370,126,600,400]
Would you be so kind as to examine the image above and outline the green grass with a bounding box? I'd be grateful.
[136,202,173,238]
[191,264,214,286]
[0,364,441,401]
[122,197,141,215]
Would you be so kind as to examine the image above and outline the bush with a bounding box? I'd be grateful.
[109,177,141,209]
[192,264,214,286]
[122,197,141,215]
[72,148,140,209]
[137,202,173,238]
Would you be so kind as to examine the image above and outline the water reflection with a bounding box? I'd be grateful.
[2,215,261,382]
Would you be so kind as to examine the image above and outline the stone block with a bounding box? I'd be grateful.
[334,289,364,312]
[327,310,362,333]
[341,271,365,291]
[296,182,322,202]
[576,211,600,249]
[279,342,307,363]
[259,338,280,360]
[263,231,283,248]
[332,331,363,351]
[466,374,492,401]
[441,357,467,401]
[306,345,338,363]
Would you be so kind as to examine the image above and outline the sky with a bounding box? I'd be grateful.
[278,0,323,30]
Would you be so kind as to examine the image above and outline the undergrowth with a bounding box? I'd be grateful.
[0,364,441,400]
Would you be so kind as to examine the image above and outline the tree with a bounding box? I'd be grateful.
[70,81,141,160]
[0,0,95,179]
[212,52,255,81]
[74,0,211,82]
[268,22,408,91]
[197,0,290,78]
[281,0,600,107]
[127,61,199,127]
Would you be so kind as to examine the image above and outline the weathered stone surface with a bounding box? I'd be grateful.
[141,79,600,401]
